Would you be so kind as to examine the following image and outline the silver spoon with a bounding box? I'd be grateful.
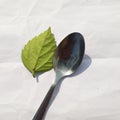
[33,32,85,120]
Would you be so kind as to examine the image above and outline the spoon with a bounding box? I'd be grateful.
[33,32,85,120]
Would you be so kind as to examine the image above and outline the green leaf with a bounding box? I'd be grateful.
[21,27,56,77]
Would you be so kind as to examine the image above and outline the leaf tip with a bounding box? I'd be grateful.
[48,26,51,32]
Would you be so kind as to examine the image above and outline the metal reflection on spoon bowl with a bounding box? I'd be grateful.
[53,32,85,83]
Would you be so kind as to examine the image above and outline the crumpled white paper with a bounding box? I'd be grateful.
[0,0,120,120]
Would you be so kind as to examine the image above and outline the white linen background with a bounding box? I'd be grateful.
[0,0,120,120]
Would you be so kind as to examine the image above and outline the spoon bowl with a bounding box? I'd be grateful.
[33,32,85,120]
[53,32,85,83]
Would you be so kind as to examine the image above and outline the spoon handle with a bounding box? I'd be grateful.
[32,84,56,120]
